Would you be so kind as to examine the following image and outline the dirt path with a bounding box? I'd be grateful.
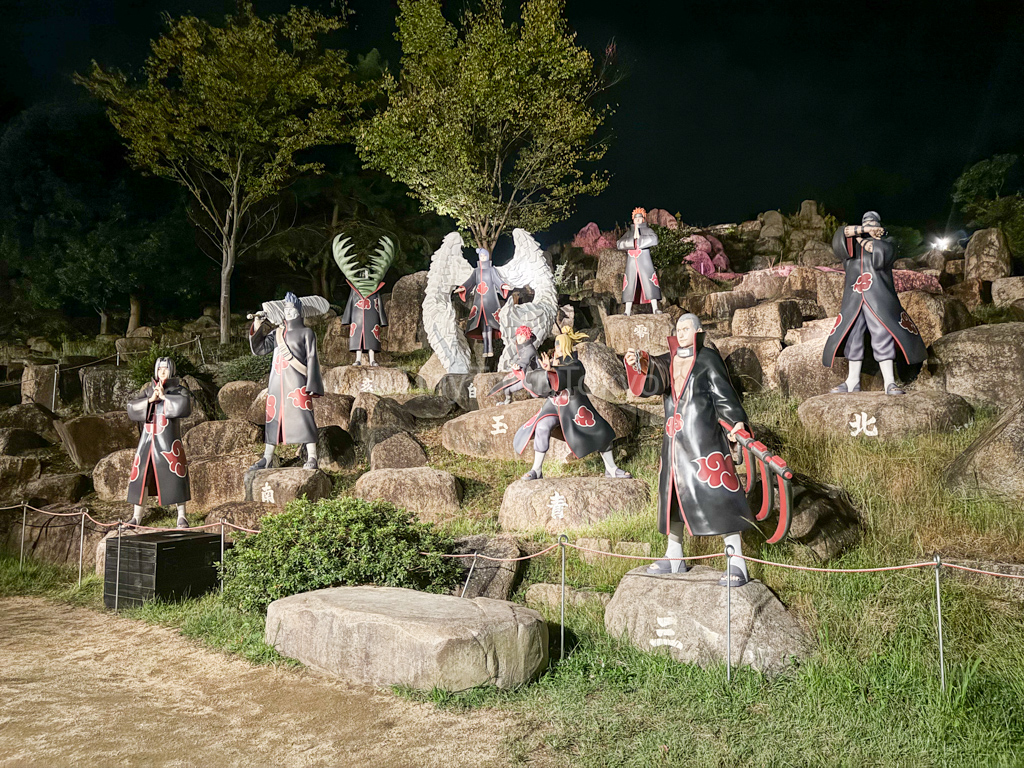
[0,597,541,767]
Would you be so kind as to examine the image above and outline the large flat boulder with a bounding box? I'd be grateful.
[815,271,845,316]
[702,291,757,320]
[731,300,803,340]
[783,317,835,347]
[399,394,456,421]
[575,342,628,402]
[797,391,973,439]
[323,366,411,398]
[203,501,277,533]
[931,323,1024,408]
[21,362,82,410]
[265,586,548,691]
[353,467,462,522]
[945,398,1024,502]
[965,227,1011,282]
[471,372,530,409]
[54,411,138,470]
[382,271,428,352]
[23,473,92,506]
[945,278,991,311]
[300,425,356,472]
[0,403,60,442]
[441,399,629,461]
[498,477,649,534]
[243,467,332,509]
[602,313,676,356]
[183,420,261,460]
[416,353,448,392]
[80,365,136,414]
[604,566,808,674]
[218,380,262,421]
[2,503,109,572]
[93,448,135,501]
[898,291,974,347]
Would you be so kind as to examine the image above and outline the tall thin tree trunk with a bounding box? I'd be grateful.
[98,308,109,336]
[127,296,142,334]
[220,254,234,346]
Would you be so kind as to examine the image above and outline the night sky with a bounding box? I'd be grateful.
[3,0,1023,241]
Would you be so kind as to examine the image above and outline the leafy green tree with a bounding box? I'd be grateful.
[357,0,615,253]
[0,103,200,335]
[76,3,375,343]
[952,154,1024,256]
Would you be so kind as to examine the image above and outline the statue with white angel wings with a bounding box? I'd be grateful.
[423,229,558,374]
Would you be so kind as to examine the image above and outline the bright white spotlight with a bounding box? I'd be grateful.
[932,237,950,251]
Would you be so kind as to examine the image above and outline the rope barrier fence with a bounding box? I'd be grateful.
[6,500,1024,691]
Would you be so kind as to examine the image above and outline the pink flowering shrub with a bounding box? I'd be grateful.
[893,270,942,294]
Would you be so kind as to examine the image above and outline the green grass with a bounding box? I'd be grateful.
[0,550,103,608]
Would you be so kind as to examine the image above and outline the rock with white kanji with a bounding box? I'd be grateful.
[244,467,332,509]
[604,566,807,674]
[440,399,629,461]
[498,477,649,534]
[323,366,411,398]
[265,586,547,691]
[602,313,677,356]
[796,391,973,440]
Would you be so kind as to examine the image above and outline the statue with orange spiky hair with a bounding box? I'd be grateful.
[616,207,661,316]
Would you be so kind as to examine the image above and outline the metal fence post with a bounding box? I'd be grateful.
[220,522,225,594]
[114,524,123,612]
[78,508,86,586]
[460,552,479,599]
[934,554,946,693]
[559,534,568,662]
[19,501,27,571]
[725,544,733,684]
[51,365,59,412]
[196,336,206,366]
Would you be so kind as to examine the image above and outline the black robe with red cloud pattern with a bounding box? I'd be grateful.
[616,224,662,306]
[626,334,754,537]
[457,261,511,340]
[513,355,616,459]
[250,315,324,445]
[126,378,192,506]
[821,227,927,368]
[341,281,388,353]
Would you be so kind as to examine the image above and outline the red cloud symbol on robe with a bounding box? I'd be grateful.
[161,440,187,478]
[372,325,381,341]
[287,386,314,411]
[349,323,357,336]
[476,282,489,295]
[830,314,843,335]
[664,412,684,437]
[899,311,919,335]
[622,274,628,290]
[693,452,741,492]
[469,306,478,318]
[651,273,659,287]
[129,453,141,482]
[355,298,371,310]
[553,390,570,406]
[265,394,277,423]
[852,273,873,293]
[573,405,596,427]
[273,354,289,375]
[144,413,168,436]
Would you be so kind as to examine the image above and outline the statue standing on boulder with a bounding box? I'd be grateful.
[624,314,754,586]
[334,235,396,367]
[125,357,192,529]
[616,207,661,316]
[248,292,329,471]
[822,211,927,395]
[488,325,540,405]
[514,325,631,481]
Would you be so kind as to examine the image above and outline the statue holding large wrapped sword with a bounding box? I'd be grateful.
[625,314,794,587]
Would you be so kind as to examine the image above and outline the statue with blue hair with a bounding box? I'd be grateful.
[248,291,328,471]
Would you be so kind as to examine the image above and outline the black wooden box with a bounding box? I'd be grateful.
[103,530,225,610]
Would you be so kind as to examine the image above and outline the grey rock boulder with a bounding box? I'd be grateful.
[604,566,808,674]
[266,586,548,691]
[945,398,1024,502]
[369,432,427,471]
[451,534,522,601]
[498,476,649,534]
[323,365,411,398]
[965,228,1011,282]
[797,391,973,440]
[218,380,262,421]
[353,467,463,522]
[931,323,1024,408]
[243,467,332,509]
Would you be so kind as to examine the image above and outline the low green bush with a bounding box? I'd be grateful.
[221,496,463,613]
